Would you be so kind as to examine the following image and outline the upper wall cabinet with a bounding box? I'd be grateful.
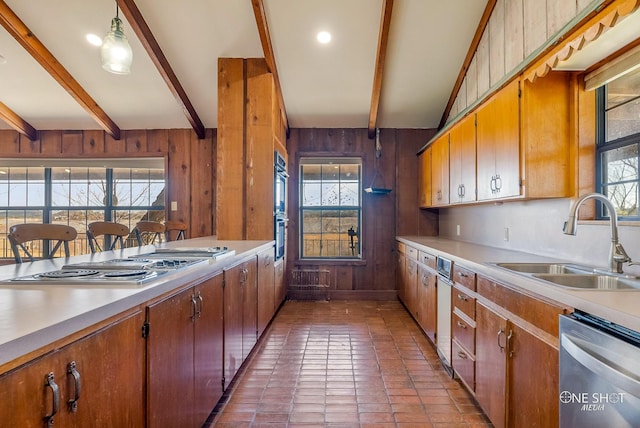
[418,146,432,208]
[449,114,477,204]
[476,79,520,201]
[431,134,450,207]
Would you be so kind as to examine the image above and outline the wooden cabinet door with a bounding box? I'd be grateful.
[257,249,275,337]
[396,251,406,302]
[431,134,450,206]
[508,323,559,428]
[224,263,245,390]
[147,287,195,428]
[274,259,286,307]
[418,148,432,208]
[193,274,224,427]
[475,302,508,428]
[64,311,145,428]
[404,258,418,318]
[417,264,437,343]
[449,116,476,203]
[0,313,145,428]
[476,80,520,201]
[242,257,258,361]
[0,351,73,427]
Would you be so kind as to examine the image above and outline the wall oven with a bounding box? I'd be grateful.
[274,151,288,260]
[560,311,640,427]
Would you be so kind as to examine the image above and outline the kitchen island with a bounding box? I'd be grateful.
[0,237,276,428]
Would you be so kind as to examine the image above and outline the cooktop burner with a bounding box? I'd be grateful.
[39,269,100,279]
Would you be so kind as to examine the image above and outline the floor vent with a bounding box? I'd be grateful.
[287,269,330,301]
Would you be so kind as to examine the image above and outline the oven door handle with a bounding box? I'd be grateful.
[561,333,640,396]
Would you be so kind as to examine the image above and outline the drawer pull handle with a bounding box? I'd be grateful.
[457,293,468,301]
[67,361,81,413]
[456,321,467,329]
[44,372,59,427]
[458,272,469,278]
[457,351,468,359]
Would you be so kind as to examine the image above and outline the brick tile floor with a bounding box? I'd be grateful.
[207,300,492,427]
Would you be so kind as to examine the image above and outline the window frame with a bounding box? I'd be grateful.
[298,157,363,260]
[596,85,640,221]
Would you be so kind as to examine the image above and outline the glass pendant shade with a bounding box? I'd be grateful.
[101,16,132,74]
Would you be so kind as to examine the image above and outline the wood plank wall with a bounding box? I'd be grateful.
[0,128,216,239]
[286,128,437,300]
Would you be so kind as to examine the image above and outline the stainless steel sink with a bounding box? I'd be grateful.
[533,274,640,290]
[493,262,593,275]
[490,262,640,291]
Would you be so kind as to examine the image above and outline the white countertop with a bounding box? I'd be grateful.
[398,236,640,332]
[0,237,273,371]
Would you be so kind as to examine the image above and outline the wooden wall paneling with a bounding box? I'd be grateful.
[210,129,217,235]
[504,0,524,73]
[83,130,105,155]
[0,130,20,155]
[546,0,577,37]
[20,133,40,154]
[147,129,169,154]
[476,31,491,97]
[335,265,353,291]
[62,131,83,154]
[466,56,478,106]
[523,0,547,57]
[489,0,506,87]
[105,131,127,154]
[41,130,62,154]
[217,58,245,240]
[190,129,214,238]
[458,80,467,112]
[125,129,148,153]
[167,129,191,224]
[577,74,596,219]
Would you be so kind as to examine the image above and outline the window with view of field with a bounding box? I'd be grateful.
[0,160,164,259]
[299,158,361,259]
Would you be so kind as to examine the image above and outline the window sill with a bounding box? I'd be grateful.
[578,220,640,226]
[294,258,367,267]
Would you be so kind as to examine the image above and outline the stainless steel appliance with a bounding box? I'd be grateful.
[2,247,235,286]
[436,255,453,376]
[274,151,288,260]
[560,311,640,427]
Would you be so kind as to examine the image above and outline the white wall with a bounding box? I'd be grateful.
[438,198,640,275]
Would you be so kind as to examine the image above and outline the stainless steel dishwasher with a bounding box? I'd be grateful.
[560,311,640,427]
[436,256,453,377]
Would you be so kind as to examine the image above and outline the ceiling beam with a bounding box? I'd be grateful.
[438,0,497,129]
[0,0,122,140]
[368,0,394,139]
[0,101,37,141]
[118,0,206,139]
[251,0,289,134]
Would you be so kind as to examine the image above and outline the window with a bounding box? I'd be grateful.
[0,159,165,258]
[299,158,361,259]
[597,67,640,219]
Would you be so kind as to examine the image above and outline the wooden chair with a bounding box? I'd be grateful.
[134,221,165,246]
[8,224,77,264]
[164,221,187,241]
[87,221,130,253]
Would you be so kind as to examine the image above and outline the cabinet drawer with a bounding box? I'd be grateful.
[418,251,436,269]
[452,312,475,354]
[453,286,475,319]
[453,265,476,291]
[405,245,418,260]
[452,339,475,391]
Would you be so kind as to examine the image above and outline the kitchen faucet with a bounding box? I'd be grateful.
[563,192,631,273]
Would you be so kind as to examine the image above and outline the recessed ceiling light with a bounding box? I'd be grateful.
[86,33,103,47]
[0,53,6,65]
[316,31,332,44]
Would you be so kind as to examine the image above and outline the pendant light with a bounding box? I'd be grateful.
[101,3,133,74]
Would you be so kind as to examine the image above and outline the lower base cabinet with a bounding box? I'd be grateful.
[257,249,275,337]
[0,311,145,427]
[147,273,224,428]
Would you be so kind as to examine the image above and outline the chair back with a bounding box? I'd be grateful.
[164,220,187,241]
[8,224,77,263]
[134,221,165,246]
[87,221,130,253]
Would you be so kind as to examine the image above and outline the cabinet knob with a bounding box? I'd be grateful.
[456,320,467,329]
[457,293,468,301]
[457,351,468,359]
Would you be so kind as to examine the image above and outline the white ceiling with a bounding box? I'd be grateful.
[0,0,488,134]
